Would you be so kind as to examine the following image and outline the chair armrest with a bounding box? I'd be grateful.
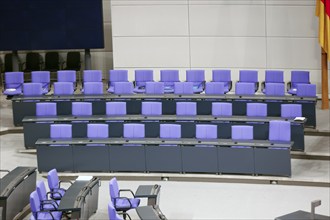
[254,82,259,92]
[287,82,292,92]
[114,197,132,208]
[261,81,265,91]
[41,200,59,209]
[49,190,64,199]
[119,189,135,197]
[228,81,232,91]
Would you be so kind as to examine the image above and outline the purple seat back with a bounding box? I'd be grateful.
[176,102,197,116]
[160,70,180,83]
[205,82,225,95]
[123,124,145,138]
[269,120,291,142]
[83,82,103,95]
[291,70,310,84]
[196,124,217,139]
[264,83,285,96]
[87,124,109,138]
[212,70,231,82]
[109,177,119,203]
[57,70,76,83]
[281,104,302,118]
[106,102,127,115]
[145,82,164,94]
[4,72,24,95]
[83,70,102,82]
[23,83,43,96]
[31,71,50,84]
[235,82,255,95]
[47,169,60,190]
[135,70,154,87]
[109,70,129,86]
[108,201,123,220]
[72,102,92,116]
[174,82,194,94]
[265,70,284,83]
[212,102,232,116]
[53,82,74,95]
[50,124,72,139]
[142,102,162,116]
[36,102,57,116]
[296,84,316,97]
[36,181,48,201]
[239,70,258,83]
[160,124,181,139]
[114,82,133,94]
[186,70,205,82]
[246,103,267,117]
[30,191,41,214]
[231,125,253,140]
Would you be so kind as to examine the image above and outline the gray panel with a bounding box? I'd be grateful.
[218,147,254,174]
[72,146,110,172]
[109,146,146,172]
[145,146,182,172]
[182,146,218,173]
[24,123,50,149]
[37,146,74,172]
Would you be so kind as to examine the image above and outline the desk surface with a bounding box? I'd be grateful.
[135,185,161,198]
[275,210,330,220]
[136,206,166,220]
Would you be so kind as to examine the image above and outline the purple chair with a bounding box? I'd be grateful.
[246,103,267,117]
[53,82,74,95]
[231,125,253,140]
[160,70,180,93]
[212,69,232,93]
[106,102,127,116]
[47,169,67,200]
[239,70,259,92]
[36,102,57,116]
[109,177,140,217]
[264,83,285,96]
[87,124,109,138]
[160,124,181,139]
[83,82,103,95]
[145,82,164,94]
[235,82,255,95]
[186,69,205,93]
[30,191,62,220]
[174,82,194,94]
[176,102,197,116]
[269,120,291,142]
[36,181,59,211]
[262,70,284,94]
[296,84,316,97]
[107,70,129,93]
[50,124,72,139]
[196,124,217,139]
[57,70,77,89]
[108,200,125,220]
[3,72,24,96]
[72,102,92,116]
[212,102,232,116]
[288,70,310,95]
[141,102,162,116]
[281,104,302,118]
[82,70,102,92]
[114,82,134,95]
[205,82,225,95]
[23,83,43,96]
[31,71,51,94]
[133,70,154,93]
[123,124,145,138]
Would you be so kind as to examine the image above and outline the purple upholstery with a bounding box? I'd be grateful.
[50,124,72,139]
[87,124,109,138]
[134,70,154,93]
[108,201,124,220]
[186,70,205,93]
[57,70,76,83]
[83,82,103,95]
[142,102,162,116]
[174,82,194,94]
[239,70,258,83]
[108,70,129,93]
[176,102,197,116]
[113,82,134,95]
[123,124,145,138]
[47,169,66,200]
[212,102,232,116]
[264,83,285,96]
[3,72,24,95]
[281,104,302,118]
[296,84,316,97]
[196,124,217,139]
[212,69,232,93]
[30,191,62,220]
[83,70,102,82]
[106,102,127,115]
[235,82,255,95]
[265,70,284,83]
[160,124,181,138]
[53,82,74,95]
[36,102,57,116]
[31,71,51,94]
[205,82,225,95]
[72,102,92,116]
[269,120,291,142]
[288,70,310,95]
[145,82,164,94]
[246,103,267,117]
[36,181,59,211]
[160,70,180,93]
[23,83,43,96]
[231,125,253,140]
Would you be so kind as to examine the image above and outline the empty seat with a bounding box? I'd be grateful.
[57,70,77,89]
[23,52,43,73]
[176,102,197,116]
[281,104,302,118]
[212,102,232,117]
[174,82,194,94]
[87,124,109,138]
[235,82,255,95]
[113,82,134,95]
[269,120,291,142]
[123,124,145,138]
[36,102,57,116]
[145,82,164,94]
[108,70,129,93]
[106,102,127,116]
[50,124,72,139]
[141,102,162,116]
[82,70,102,92]
[31,71,50,94]
[160,70,180,93]
[47,169,67,200]
[108,200,126,220]
[186,69,205,93]
[264,83,285,96]
[29,191,62,220]
[63,52,81,71]
[3,72,24,96]
[238,70,259,92]
[262,70,284,94]
[36,181,59,211]
[246,103,267,117]
[23,83,43,96]
[53,82,74,95]
[212,69,232,93]
[196,124,217,139]
[72,102,92,116]
[43,52,61,73]
[205,82,225,95]
[231,125,253,141]
[83,82,103,95]
[133,70,154,93]
[288,70,310,95]
[160,124,181,139]
[296,84,316,97]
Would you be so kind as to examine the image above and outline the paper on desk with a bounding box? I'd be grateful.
[76,176,93,181]
[294,117,306,121]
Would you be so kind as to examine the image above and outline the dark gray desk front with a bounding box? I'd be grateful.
[23,115,305,151]
[136,206,167,220]
[275,210,330,220]
[12,94,316,127]
[36,138,292,177]
[0,167,36,220]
